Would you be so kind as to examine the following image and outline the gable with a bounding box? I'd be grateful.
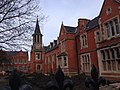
[99,0,120,18]
[58,23,66,39]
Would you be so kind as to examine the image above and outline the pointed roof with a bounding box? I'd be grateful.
[61,22,77,33]
[86,16,99,30]
[34,17,41,34]
[64,26,77,33]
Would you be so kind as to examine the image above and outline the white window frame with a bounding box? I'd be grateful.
[81,53,91,72]
[80,33,88,49]
[35,52,41,60]
[103,16,120,40]
[100,46,120,72]
[95,30,102,43]
[62,56,68,68]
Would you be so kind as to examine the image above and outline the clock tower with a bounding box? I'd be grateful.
[32,18,43,51]
[31,18,44,73]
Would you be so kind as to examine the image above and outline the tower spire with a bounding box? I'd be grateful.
[31,16,43,51]
[35,16,41,34]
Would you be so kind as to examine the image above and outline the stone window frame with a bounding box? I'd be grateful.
[95,30,102,43]
[106,7,112,15]
[62,56,68,68]
[100,47,120,72]
[81,53,91,72]
[35,52,41,60]
[56,55,68,68]
[19,59,23,64]
[103,15,120,40]
[80,33,88,49]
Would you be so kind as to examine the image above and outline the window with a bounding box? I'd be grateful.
[110,21,115,36]
[106,7,112,15]
[101,50,106,70]
[95,31,101,42]
[104,17,120,38]
[58,59,62,66]
[24,60,26,64]
[20,59,22,64]
[110,49,115,59]
[61,40,65,51]
[106,50,110,59]
[101,50,105,60]
[81,54,90,72]
[63,56,67,66]
[81,34,88,48]
[100,47,120,71]
[36,52,40,60]
[114,18,120,34]
[115,48,120,58]
[105,23,111,38]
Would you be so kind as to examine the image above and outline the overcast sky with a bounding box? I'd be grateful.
[38,0,104,46]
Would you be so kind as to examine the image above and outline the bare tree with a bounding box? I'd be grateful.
[0,0,45,50]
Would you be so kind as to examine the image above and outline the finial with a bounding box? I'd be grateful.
[62,21,63,25]
[37,15,39,21]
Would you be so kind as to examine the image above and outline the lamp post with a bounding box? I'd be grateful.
[85,64,106,90]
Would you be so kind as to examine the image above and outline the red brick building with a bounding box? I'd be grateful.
[30,18,44,73]
[76,18,99,75]
[97,0,120,80]
[0,50,28,73]
[42,0,120,79]
[55,23,78,75]
[0,0,120,80]
[43,23,78,75]
[43,40,58,74]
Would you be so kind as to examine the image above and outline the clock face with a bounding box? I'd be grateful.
[36,44,40,49]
